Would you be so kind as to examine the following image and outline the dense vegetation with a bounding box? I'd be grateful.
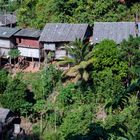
[0,37,140,139]
[12,0,140,28]
[0,0,140,139]
[1,0,140,29]
[0,0,22,13]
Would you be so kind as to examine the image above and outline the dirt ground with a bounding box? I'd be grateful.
[20,62,40,73]
[3,61,40,74]
[20,117,33,135]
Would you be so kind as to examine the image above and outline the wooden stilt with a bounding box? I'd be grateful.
[68,63,70,69]
[32,57,34,68]
[10,57,11,65]
[0,48,2,67]
[39,57,41,68]
[25,57,26,66]
[39,50,41,68]
[0,56,1,67]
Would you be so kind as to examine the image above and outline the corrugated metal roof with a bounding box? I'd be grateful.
[0,108,10,123]
[39,23,89,42]
[0,16,9,26]
[0,14,17,26]
[93,22,136,44]
[4,14,17,24]
[0,27,20,38]
[14,28,41,38]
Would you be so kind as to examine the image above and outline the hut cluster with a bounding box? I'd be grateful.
[0,21,139,69]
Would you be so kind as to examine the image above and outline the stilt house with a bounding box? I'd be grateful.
[39,23,92,60]
[0,27,20,58]
[14,28,42,62]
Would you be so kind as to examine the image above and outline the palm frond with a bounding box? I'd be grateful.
[57,56,75,65]
[83,70,89,81]
[74,73,81,83]
[65,65,80,76]
[78,59,94,69]
[58,38,94,82]
[84,50,94,60]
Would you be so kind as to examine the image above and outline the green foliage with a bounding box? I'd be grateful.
[32,124,40,139]
[1,36,140,139]
[60,105,93,139]
[17,0,38,27]
[104,96,140,139]
[93,40,119,69]
[0,74,32,115]
[8,49,21,64]
[60,39,93,65]
[42,65,62,98]
[0,0,20,12]
[0,69,8,94]
[32,65,62,100]
[28,37,140,140]
[120,36,140,82]
[33,99,46,114]
[17,0,140,28]
[59,39,94,83]
[58,83,75,106]
[92,40,128,106]
[8,49,21,59]
[42,131,63,140]
[42,65,61,97]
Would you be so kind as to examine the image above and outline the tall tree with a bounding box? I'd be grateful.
[92,40,128,107]
[8,49,21,65]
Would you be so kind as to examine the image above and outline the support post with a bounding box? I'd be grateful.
[39,57,41,68]
[0,56,1,67]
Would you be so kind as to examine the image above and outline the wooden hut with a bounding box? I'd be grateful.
[14,28,42,63]
[39,23,92,60]
[92,22,137,44]
[0,108,15,123]
[0,27,20,58]
[0,13,17,27]
[0,108,21,128]
[0,108,21,139]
